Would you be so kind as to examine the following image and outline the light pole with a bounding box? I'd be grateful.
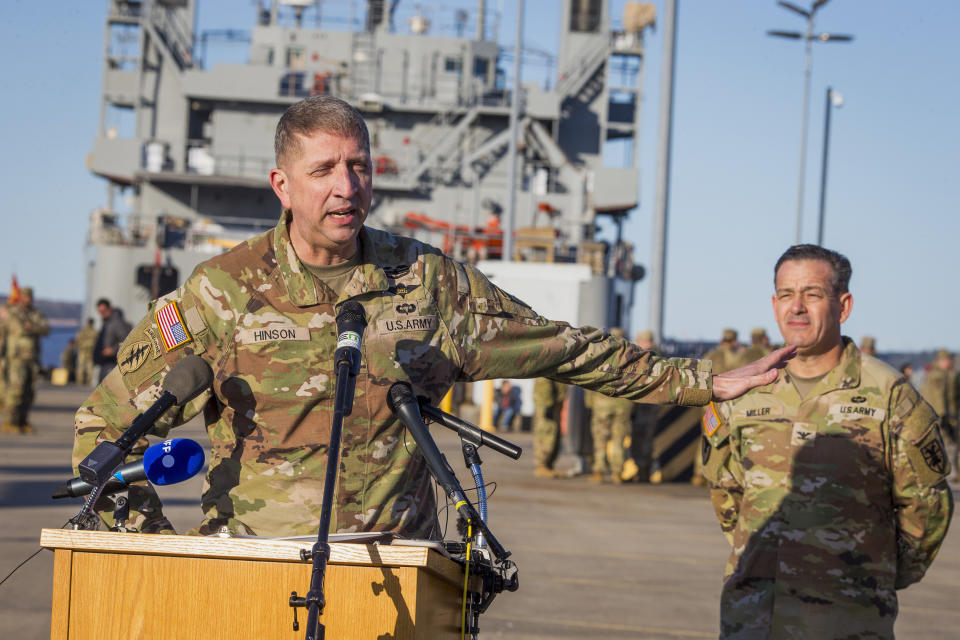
[817,87,843,246]
[768,0,852,244]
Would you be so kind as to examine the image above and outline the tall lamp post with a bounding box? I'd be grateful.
[817,87,843,246]
[767,0,852,244]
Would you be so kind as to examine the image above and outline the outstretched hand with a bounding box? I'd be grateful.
[711,345,796,401]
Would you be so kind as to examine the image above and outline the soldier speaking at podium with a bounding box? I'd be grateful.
[72,96,792,537]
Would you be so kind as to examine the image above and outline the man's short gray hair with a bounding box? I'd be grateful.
[274,96,371,167]
[774,244,852,295]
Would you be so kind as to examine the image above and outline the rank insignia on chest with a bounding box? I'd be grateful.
[791,422,817,446]
[155,301,192,351]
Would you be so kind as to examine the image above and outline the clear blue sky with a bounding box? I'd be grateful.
[1,1,957,351]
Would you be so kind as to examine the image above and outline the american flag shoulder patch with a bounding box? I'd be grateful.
[703,402,722,437]
[155,301,192,351]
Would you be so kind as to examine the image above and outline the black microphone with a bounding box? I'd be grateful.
[417,398,522,460]
[78,356,214,487]
[335,301,366,373]
[53,438,205,499]
[387,381,509,560]
[334,301,366,416]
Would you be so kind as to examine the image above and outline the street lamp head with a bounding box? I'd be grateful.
[767,30,804,39]
[818,32,854,42]
[831,91,844,107]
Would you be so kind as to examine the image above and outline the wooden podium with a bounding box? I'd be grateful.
[41,529,464,640]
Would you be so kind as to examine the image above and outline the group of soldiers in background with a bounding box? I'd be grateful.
[5,289,960,480]
[531,328,665,483]
[0,287,50,434]
[919,347,960,474]
[57,299,131,387]
[0,293,132,435]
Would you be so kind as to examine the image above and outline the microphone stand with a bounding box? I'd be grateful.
[69,392,180,531]
[415,395,520,639]
[417,399,522,460]
[292,301,365,640]
[290,358,353,640]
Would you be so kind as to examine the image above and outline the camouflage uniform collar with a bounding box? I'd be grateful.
[752,337,861,397]
[769,336,861,398]
[832,336,863,390]
[339,227,391,302]
[272,210,390,307]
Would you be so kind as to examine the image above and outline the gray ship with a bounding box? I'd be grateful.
[86,0,654,333]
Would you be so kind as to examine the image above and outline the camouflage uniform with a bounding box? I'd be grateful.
[74,213,713,536]
[702,339,953,639]
[734,328,771,369]
[703,330,742,376]
[626,330,660,482]
[74,323,98,386]
[588,387,634,479]
[920,350,960,472]
[532,377,566,473]
[4,298,50,431]
[694,331,742,484]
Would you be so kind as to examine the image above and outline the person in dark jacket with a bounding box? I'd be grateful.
[93,298,131,383]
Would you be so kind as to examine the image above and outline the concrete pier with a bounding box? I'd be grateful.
[2,385,957,638]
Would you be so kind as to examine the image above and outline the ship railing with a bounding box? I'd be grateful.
[109,0,142,21]
[184,141,274,181]
[144,0,194,68]
[555,35,613,99]
[209,153,274,180]
[88,209,277,249]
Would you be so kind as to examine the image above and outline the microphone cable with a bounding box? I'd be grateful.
[0,548,43,589]
[460,520,473,640]
[0,517,78,588]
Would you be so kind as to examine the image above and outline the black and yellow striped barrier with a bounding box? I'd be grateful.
[649,406,703,483]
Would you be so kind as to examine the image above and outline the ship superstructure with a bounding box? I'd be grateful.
[87,0,655,330]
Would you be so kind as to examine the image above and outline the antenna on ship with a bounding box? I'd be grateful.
[279,0,314,28]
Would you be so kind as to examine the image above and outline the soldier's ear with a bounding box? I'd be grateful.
[838,292,853,324]
[269,168,292,209]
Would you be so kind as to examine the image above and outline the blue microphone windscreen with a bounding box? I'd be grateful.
[143,438,206,486]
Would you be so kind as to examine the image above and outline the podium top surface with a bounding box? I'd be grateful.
[40,529,461,584]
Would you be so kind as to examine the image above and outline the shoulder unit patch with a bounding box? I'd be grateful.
[117,341,152,374]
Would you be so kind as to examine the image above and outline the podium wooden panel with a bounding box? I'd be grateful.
[41,529,464,640]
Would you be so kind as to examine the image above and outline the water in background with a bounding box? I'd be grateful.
[41,326,78,369]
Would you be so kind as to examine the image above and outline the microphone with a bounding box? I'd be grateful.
[53,438,205,499]
[78,356,214,487]
[335,301,366,373]
[387,381,509,560]
[417,398,522,460]
[334,301,366,416]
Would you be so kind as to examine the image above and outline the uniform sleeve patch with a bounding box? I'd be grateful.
[155,301,192,351]
[143,326,163,358]
[184,305,207,336]
[117,341,152,374]
[703,402,722,436]
[920,434,948,476]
